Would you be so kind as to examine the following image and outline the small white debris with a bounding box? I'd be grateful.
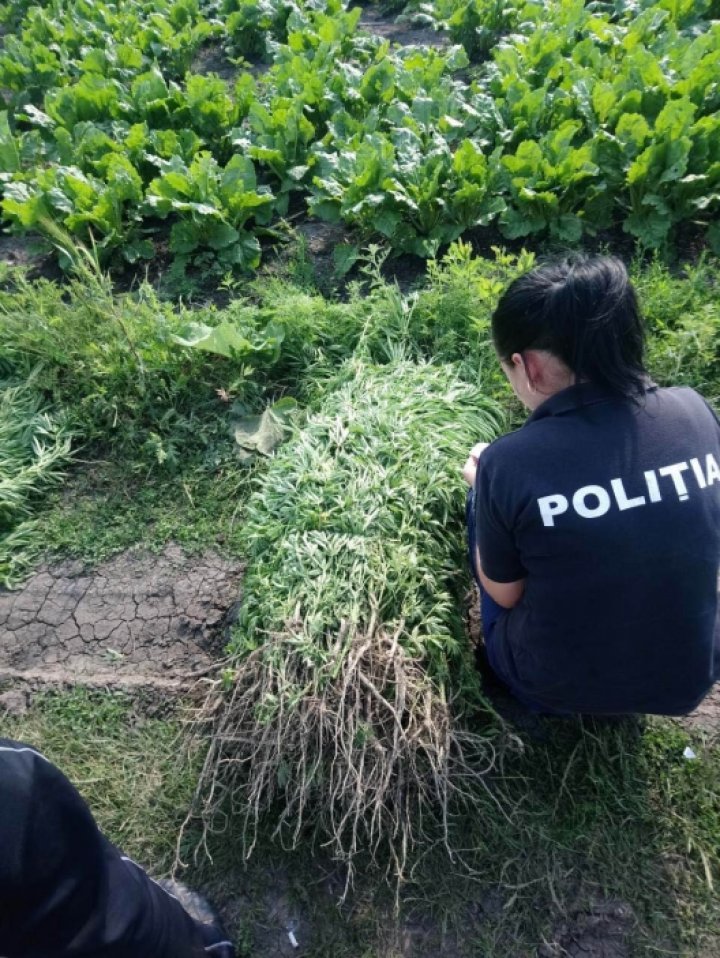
[287,930,299,948]
[683,746,697,760]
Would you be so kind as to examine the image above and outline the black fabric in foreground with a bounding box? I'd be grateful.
[0,739,234,958]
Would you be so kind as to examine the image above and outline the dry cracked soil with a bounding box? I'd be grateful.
[0,542,244,695]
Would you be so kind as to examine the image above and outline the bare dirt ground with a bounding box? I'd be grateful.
[0,230,60,280]
[190,41,241,81]
[357,6,449,47]
[0,543,244,694]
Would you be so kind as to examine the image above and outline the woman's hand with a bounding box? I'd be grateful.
[462,442,490,487]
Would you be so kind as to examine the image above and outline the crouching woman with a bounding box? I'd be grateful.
[464,254,720,716]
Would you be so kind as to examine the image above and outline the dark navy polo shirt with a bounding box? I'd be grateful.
[474,380,720,715]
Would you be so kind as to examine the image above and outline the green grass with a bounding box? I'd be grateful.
[4,689,720,956]
[0,245,532,573]
[41,459,251,564]
[0,375,72,586]
[637,253,720,408]
[1,688,200,870]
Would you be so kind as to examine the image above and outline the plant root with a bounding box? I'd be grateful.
[179,618,501,895]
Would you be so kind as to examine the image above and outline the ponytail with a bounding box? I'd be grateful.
[491,255,647,400]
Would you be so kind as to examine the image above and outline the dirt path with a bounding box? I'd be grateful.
[0,543,243,694]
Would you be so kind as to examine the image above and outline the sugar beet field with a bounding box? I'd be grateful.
[2,0,720,955]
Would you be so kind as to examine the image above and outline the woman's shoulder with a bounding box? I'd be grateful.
[648,384,719,421]
[480,423,544,474]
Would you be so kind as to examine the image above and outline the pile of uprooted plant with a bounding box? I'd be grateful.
[186,357,509,883]
[0,373,72,586]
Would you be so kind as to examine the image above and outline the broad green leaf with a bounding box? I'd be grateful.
[123,238,155,263]
[373,209,402,238]
[591,83,617,125]
[453,139,487,181]
[206,221,240,250]
[2,184,50,228]
[654,98,696,140]
[627,140,690,187]
[221,153,258,196]
[503,140,544,178]
[169,219,200,254]
[19,105,54,130]
[615,114,651,152]
[0,112,20,174]
[232,397,299,460]
[332,243,359,277]
[131,68,169,110]
[624,206,671,246]
[518,187,559,214]
[551,213,583,243]
[500,205,543,239]
[173,321,257,356]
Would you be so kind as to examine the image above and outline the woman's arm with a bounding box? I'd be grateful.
[474,545,526,609]
[464,442,526,609]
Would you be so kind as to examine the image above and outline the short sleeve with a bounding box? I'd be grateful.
[698,393,720,430]
[474,454,526,583]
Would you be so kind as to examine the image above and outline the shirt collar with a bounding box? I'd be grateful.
[526,378,658,423]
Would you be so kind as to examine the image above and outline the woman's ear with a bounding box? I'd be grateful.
[510,352,535,390]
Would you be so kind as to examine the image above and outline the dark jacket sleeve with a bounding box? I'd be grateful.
[474,450,526,583]
[0,739,207,958]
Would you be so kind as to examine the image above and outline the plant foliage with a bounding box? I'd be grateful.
[189,358,507,877]
[0,376,72,587]
[1,0,719,274]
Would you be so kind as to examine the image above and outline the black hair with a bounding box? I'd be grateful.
[491,254,648,399]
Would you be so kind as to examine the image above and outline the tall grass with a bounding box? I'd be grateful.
[0,262,230,470]
[636,253,720,407]
[0,375,72,586]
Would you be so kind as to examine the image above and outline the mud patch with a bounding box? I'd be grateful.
[539,900,635,958]
[0,543,244,690]
[294,219,354,287]
[297,219,351,257]
[197,856,506,958]
[0,232,36,267]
